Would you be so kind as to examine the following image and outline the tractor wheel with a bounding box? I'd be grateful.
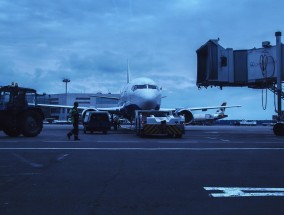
[21,111,43,137]
[3,127,21,137]
[2,116,21,137]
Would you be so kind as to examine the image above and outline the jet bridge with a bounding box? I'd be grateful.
[197,40,284,89]
[196,32,284,135]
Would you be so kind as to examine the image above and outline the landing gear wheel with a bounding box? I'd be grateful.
[21,111,43,137]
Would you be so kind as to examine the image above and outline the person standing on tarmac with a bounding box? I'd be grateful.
[67,101,80,141]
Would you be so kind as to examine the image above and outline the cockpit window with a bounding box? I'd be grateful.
[148,85,158,89]
[132,84,159,91]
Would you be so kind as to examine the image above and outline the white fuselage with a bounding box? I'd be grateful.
[118,77,162,118]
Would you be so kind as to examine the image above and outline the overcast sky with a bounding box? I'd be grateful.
[0,0,283,120]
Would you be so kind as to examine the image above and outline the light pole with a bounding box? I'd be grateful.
[63,78,70,106]
[63,78,70,94]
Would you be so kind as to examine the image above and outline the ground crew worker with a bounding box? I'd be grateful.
[67,101,80,140]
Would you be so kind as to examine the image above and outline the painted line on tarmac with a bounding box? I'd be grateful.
[44,141,74,143]
[0,173,41,177]
[56,154,70,161]
[44,141,141,143]
[205,137,230,142]
[0,147,284,151]
[220,139,230,142]
[157,141,199,144]
[204,187,284,197]
[97,141,140,143]
[12,153,44,168]
[0,141,18,143]
[206,137,217,140]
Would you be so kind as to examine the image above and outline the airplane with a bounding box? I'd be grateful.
[38,69,241,124]
[91,76,161,121]
[191,102,230,125]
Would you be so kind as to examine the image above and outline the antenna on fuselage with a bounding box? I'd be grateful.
[127,59,130,84]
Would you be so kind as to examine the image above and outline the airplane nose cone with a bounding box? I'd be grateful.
[138,90,161,110]
[141,100,156,109]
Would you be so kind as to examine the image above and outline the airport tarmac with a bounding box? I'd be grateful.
[0,125,284,215]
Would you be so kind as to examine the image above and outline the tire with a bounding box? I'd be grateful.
[3,127,21,137]
[21,111,43,137]
[273,123,284,136]
[2,116,21,137]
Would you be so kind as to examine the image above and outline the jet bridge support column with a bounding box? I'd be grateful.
[276,32,282,120]
[273,31,284,136]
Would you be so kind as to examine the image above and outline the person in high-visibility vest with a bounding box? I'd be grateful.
[67,102,80,140]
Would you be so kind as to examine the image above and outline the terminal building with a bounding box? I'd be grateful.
[38,93,120,120]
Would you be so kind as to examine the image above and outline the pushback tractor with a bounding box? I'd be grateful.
[0,83,44,137]
[135,110,185,138]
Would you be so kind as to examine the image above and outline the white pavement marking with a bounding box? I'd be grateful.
[206,137,217,140]
[1,147,284,151]
[205,132,220,134]
[0,141,18,143]
[0,173,41,177]
[56,154,70,161]
[97,141,140,143]
[44,141,73,143]
[157,141,198,144]
[205,137,230,142]
[204,187,284,197]
[12,153,43,168]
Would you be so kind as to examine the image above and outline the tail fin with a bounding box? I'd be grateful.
[216,102,227,114]
[127,59,130,84]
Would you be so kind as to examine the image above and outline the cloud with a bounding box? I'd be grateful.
[0,0,283,119]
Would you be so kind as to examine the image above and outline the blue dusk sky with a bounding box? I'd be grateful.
[0,0,283,120]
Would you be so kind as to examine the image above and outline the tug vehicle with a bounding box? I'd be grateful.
[135,110,185,138]
[0,83,44,137]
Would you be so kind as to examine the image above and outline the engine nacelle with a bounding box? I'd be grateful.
[175,109,194,124]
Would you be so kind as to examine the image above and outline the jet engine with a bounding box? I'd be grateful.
[175,109,194,124]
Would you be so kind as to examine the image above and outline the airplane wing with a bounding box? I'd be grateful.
[187,104,241,111]
[37,103,126,116]
[161,104,241,112]
[36,103,89,110]
[90,95,120,100]
[160,103,241,124]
